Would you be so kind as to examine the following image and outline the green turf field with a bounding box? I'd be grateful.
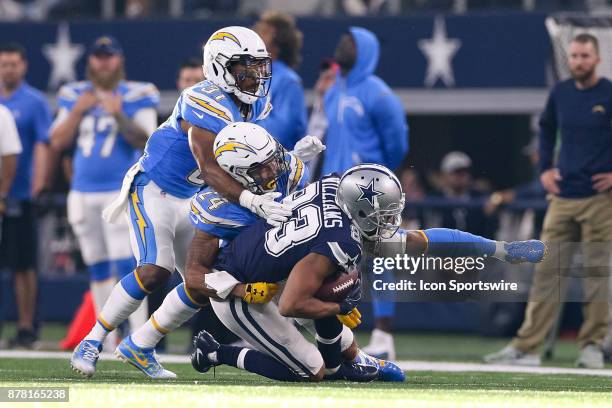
[1,324,612,407]
[1,358,611,408]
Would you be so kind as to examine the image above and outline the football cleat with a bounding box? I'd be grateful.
[504,240,547,264]
[191,330,221,373]
[115,336,176,379]
[354,349,406,382]
[325,361,379,382]
[70,339,102,378]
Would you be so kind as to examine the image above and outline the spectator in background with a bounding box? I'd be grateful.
[320,27,408,175]
[485,33,612,369]
[50,36,158,341]
[320,27,408,360]
[254,10,306,149]
[306,58,338,181]
[398,167,425,230]
[0,43,52,348]
[484,137,546,238]
[431,151,497,239]
[176,58,204,92]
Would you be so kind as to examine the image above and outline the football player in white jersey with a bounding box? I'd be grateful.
[51,36,158,342]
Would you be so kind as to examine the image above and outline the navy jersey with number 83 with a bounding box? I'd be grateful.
[213,175,362,283]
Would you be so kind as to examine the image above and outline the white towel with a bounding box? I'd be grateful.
[204,269,241,300]
[102,162,143,224]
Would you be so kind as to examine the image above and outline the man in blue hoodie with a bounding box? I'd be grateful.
[320,27,408,175]
[321,27,409,360]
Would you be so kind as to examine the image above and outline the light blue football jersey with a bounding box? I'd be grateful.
[57,81,159,192]
[140,80,273,199]
[190,151,308,241]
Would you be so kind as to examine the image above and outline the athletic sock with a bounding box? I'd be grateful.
[89,261,114,314]
[85,270,149,343]
[314,317,343,374]
[131,283,202,348]
[212,345,302,382]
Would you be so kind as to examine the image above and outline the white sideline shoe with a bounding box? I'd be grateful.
[483,345,541,366]
[361,329,396,361]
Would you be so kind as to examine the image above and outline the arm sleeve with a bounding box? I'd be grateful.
[0,106,22,156]
[422,228,496,258]
[258,79,306,150]
[538,89,557,173]
[370,91,409,170]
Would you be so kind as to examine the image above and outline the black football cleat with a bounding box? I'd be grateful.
[191,330,221,373]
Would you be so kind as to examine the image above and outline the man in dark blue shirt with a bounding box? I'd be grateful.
[485,33,612,369]
[0,43,52,349]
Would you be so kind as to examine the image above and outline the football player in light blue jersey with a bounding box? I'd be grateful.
[71,27,323,379]
[51,36,158,341]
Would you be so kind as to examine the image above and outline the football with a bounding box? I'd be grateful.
[314,269,359,302]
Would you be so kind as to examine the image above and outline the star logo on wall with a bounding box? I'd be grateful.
[418,16,462,87]
[43,23,85,90]
[356,179,383,207]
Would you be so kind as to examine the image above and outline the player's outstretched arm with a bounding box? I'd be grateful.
[187,123,245,203]
[278,253,343,319]
[383,228,547,264]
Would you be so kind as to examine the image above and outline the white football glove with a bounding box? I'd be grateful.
[239,190,292,226]
[291,135,326,162]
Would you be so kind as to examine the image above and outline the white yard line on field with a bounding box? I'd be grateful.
[2,350,612,377]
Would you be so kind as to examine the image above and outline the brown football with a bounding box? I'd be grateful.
[314,269,359,302]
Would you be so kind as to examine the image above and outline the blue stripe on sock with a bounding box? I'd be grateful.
[89,261,112,282]
[119,272,148,300]
[176,283,200,309]
[240,300,315,377]
[228,299,301,377]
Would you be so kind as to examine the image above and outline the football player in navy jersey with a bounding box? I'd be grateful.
[71,26,324,379]
[189,163,547,382]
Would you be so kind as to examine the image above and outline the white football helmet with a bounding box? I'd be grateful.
[203,26,272,105]
[214,123,288,194]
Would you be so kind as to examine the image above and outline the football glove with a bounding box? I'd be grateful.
[291,135,325,162]
[239,190,292,226]
[338,278,362,315]
[242,282,279,304]
[337,308,361,329]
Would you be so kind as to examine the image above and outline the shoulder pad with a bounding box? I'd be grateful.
[183,86,235,124]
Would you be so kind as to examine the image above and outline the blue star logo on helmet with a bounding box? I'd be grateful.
[356,179,384,207]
